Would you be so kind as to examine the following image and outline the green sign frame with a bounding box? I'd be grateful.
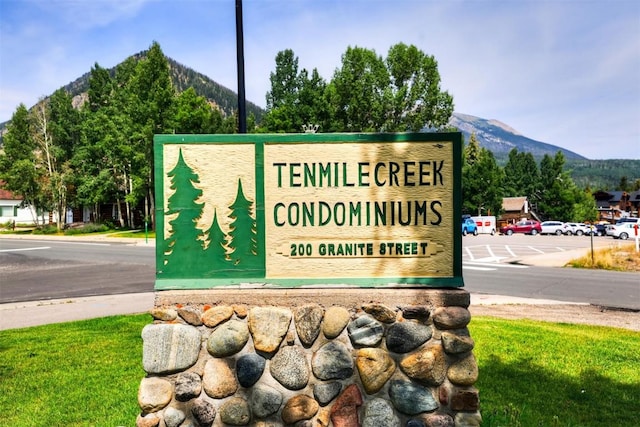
[154,132,464,289]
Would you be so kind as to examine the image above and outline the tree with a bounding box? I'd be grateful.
[129,41,176,229]
[173,87,222,134]
[503,148,540,199]
[537,152,587,221]
[261,50,330,132]
[385,43,454,131]
[87,63,113,112]
[30,91,78,230]
[163,149,205,276]
[616,176,631,192]
[0,104,43,224]
[462,139,504,217]
[266,49,299,111]
[329,46,390,132]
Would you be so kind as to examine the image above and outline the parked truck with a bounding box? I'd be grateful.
[471,215,497,235]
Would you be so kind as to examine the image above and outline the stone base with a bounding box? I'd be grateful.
[138,288,481,427]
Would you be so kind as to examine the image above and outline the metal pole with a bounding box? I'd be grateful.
[235,0,247,133]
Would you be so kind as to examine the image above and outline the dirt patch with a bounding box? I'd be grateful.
[470,304,640,331]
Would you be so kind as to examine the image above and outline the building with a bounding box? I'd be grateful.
[593,190,640,222]
[0,185,49,226]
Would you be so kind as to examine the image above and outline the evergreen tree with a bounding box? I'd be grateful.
[227,179,260,269]
[462,145,504,217]
[537,152,584,221]
[163,149,205,276]
[130,41,176,229]
[503,148,540,200]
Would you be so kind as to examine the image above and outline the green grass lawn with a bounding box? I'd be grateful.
[1,315,638,426]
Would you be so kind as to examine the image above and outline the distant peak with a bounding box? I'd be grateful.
[486,119,522,136]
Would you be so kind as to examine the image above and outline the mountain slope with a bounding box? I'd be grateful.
[449,113,586,160]
[58,52,264,121]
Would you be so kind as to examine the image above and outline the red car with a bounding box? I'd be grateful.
[499,220,542,236]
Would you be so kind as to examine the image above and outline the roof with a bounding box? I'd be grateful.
[502,196,527,212]
[0,182,22,201]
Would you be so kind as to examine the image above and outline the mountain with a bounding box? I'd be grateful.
[58,52,265,122]
[448,113,586,161]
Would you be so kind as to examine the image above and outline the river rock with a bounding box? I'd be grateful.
[389,380,438,415]
[407,419,426,427]
[348,314,384,346]
[441,331,475,354]
[362,303,397,323]
[191,398,216,426]
[330,384,362,427]
[236,353,266,387]
[362,398,400,427]
[322,306,351,338]
[313,381,342,406]
[400,345,447,385]
[420,413,454,427]
[386,320,432,353]
[219,397,251,425]
[432,307,471,329]
[206,319,249,357]
[281,395,319,424]
[142,324,201,374]
[202,305,234,328]
[294,304,324,346]
[401,305,431,321]
[163,406,186,427]
[175,371,202,401]
[251,384,283,418]
[203,358,238,398]
[138,377,173,412]
[136,412,159,427]
[355,348,395,394]
[447,354,478,386]
[177,307,203,326]
[450,388,480,411]
[454,412,482,427]
[150,307,177,321]
[248,307,292,354]
[312,341,354,380]
[270,345,309,390]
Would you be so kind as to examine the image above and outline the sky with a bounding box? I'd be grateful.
[1,0,638,160]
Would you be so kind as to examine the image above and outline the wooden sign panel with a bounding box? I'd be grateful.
[154,133,463,289]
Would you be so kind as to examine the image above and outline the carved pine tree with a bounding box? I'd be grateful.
[162,149,205,276]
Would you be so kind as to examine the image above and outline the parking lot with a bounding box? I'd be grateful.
[462,233,616,264]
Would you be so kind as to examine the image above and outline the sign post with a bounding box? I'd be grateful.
[139,132,483,427]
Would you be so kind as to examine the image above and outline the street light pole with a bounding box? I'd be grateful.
[235,0,247,133]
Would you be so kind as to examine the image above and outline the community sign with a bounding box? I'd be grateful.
[154,133,463,289]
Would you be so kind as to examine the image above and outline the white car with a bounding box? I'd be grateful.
[563,223,590,236]
[540,221,565,235]
[611,222,638,240]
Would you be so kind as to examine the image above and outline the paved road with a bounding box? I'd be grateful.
[1,234,638,310]
[462,233,612,265]
[0,237,154,303]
